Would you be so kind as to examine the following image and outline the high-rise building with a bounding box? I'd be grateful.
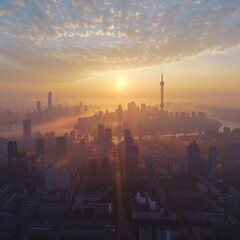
[169,155,187,174]
[35,139,45,159]
[8,141,17,162]
[101,158,111,186]
[128,101,137,123]
[23,119,31,138]
[146,156,153,192]
[57,167,71,191]
[139,225,152,240]
[36,100,41,113]
[105,128,112,157]
[0,138,9,167]
[45,166,71,191]
[209,146,217,179]
[141,103,146,114]
[229,143,240,161]
[45,167,57,191]
[48,91,52,110]
[70,131,75,144]
[97,124,105,144]
[8,144,27,183]
[186,141,200,175]
[56,136,67,156]
[124,130,134,172]
[88,159,99,188]
[78,138,86,162]
[125,129,132,139]
[156,226,181,240]
[126,144,139,188]
[7,141,18,179]
[118,104,123,122]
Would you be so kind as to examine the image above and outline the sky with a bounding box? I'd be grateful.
[0,0,240,106]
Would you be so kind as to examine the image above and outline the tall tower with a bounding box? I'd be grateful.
[160,70,165,111]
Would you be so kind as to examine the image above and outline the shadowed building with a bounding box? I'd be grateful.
[87,159,99,189]
[104,128,112,158]
[209,146,217,179]
[97,124,105,144]
[146,156,153,192]
[126,144,139,189]
[56,136,67,157]
[101,158,111,186]
[118,104,123,122]
[36,100,41,113]
[48,91,52,110]
[8,141,27,183]
[35,139,45,160]
[186,141,200,175]
[23,119,31,138]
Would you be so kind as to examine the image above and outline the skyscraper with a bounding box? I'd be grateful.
[45,166,71,191]
[146,156,153,192]
[56,136,67,156]
[8,141,27,183]
[88,159,99,189]
[45,167,57,191]
[8,141,17,162]
[23,119,31,138]
[118,104,123,122]
[0,138,9,167]
[160,70,165,111]
[125,129,132,139]
[186,141,200,175]
[128,101,137,123]
[35,139,45,159]
[8,141,17,179]
[36,100,41,113]
[105,128,112,157]
[57,167,71,191]
[101,158,111,186]
[48,91,52,110]
[209,146,217,179]
[141,103,146,114]
[97,124,105,144]
[126,144,139,188]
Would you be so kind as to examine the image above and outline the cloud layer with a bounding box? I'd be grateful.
[0,0,240,83]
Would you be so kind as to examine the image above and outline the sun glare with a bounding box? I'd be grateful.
[117,79,126,88]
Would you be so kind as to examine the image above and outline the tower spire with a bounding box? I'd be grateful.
[160,69,165,111]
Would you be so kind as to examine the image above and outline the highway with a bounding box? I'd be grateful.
[115,145,132,240]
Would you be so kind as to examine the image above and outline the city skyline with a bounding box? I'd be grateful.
[1,1,240,239]
[0,1,240,106]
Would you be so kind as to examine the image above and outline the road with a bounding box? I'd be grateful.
[115,145,132,240]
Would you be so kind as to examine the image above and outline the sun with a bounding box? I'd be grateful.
[117,79,126,88]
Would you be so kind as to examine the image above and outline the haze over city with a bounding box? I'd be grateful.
[0,1,240,240]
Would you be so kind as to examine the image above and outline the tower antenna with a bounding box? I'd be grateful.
[160,68,165,111]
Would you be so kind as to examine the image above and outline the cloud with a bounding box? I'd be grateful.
[0,0,240,83]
